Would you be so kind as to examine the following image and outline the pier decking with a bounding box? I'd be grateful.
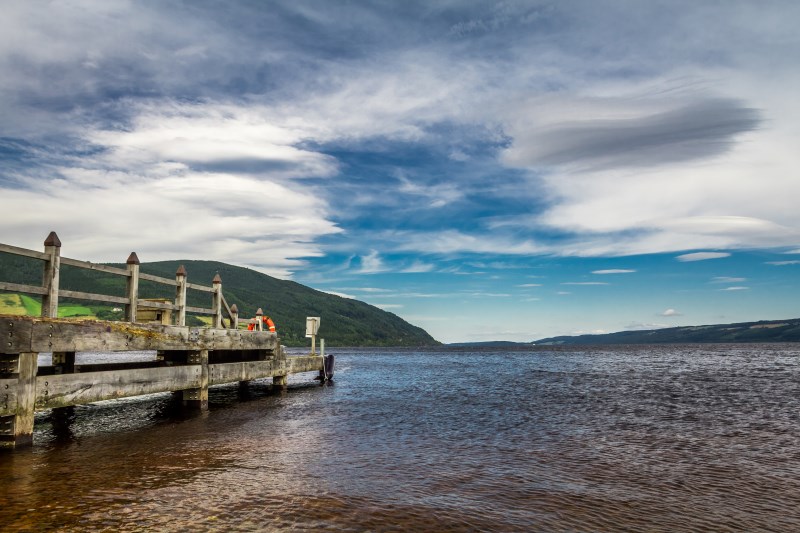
[0,233,324,448]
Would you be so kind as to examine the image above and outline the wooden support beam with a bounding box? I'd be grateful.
[125,253,140,323]
[0,352,38,448]
[212,275,223,329]
[175,266,187,327]
[182,350,208,410]
[41,232,61,318]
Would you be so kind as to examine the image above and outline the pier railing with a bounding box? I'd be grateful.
[0,231,238,329]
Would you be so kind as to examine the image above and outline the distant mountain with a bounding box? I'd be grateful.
[0,254,440,347]
[534,318,800,345]
[447,341,532,348]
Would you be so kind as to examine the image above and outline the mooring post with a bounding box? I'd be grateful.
[182,350,209,410]
[41,232,61,318]
[125,252,140,323]
[0,352,38,448]
[212,274,223,329]
[256,308,264,332]
[175,265,187,327]
[230,304,239,330]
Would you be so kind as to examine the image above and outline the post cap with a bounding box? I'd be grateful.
[256,307,263,316]
[212,273,222,284]
[44,231,62,247]
[126,252,140,265]
[230,304,238,314]
[176,265,187,277]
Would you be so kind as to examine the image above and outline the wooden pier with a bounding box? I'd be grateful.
[0,233,324,448]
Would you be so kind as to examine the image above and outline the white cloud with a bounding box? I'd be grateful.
[625,322,668,331]
[711,277,746,283]
[373,304,403,310]
[561,282,609,286]
[661,308,682,316]
[517,283,542,287]
[719,286,749,291]
[358,250,386,274]
[766,260,800,266]
[676,252,731,262]
[400,260,435,273]
[592,269,636,274]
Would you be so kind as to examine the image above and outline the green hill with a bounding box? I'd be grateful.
[535,318,800,345]
[0,254,439,347]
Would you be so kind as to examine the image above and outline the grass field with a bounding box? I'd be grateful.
[0,292,99,319]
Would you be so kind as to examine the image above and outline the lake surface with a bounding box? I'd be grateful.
[2,344,800,531]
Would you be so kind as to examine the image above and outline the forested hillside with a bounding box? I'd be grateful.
[0,253,439,347]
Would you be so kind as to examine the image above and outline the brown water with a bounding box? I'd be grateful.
[2,344,800,531]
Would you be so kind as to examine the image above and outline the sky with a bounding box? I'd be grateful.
[1,0,799,343]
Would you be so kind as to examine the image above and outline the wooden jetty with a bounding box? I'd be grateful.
[0,232,323,448]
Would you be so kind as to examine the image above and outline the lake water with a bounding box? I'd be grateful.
[2,344,800,531]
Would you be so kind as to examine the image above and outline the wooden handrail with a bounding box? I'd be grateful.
[0,233,231,329]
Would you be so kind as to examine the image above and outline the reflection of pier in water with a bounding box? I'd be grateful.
[0,232,323,448]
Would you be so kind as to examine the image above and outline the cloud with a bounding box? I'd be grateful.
[373,304,403,310]
[517,283,542,287]
[719,286,749,291]
[661,308,682,316]
[503,98,760,171]
[766,260,800,266]
[676,252,731,262]
[625,322,668,331]
[561,282,609,286]
[592,269,636,274]
[400,260,435,273]
[357,250,386,274]
[711,277,746,283]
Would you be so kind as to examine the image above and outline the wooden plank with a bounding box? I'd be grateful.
[139,272,179,286]
[208,360,281,385]
[36,366,202,409]
[185,306,215,315]
[0,317,33,353]
[58,289,129,305]
[2,315,279,353]
[185,282,215,293]
[287,355,324,374]
[136,299,179,311]
[0,281,48,295]
[0,378,18,417]
[0,243,48,260]
[59,257,130,277]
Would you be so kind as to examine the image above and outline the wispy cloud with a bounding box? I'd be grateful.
[358,250,386,274]
[661,308,682,316]
[766,260,800,266]
[592,269,636,274]
[676,252,731,262]
[711,276,746,283]
[517,283,542,287]
[561,282,610,286]
[719,286,749,291]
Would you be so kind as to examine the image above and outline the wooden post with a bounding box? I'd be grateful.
[273,374,288,389]
[230,304,239,330]
[256,308,264,332]
[0,352,38,448]
[41,231,61,318]
[175,265,187,327]
[182,350,208,410]
[125,252,140,323]
[212,274,222,329]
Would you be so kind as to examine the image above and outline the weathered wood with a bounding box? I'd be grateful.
[209,360,282,385]
[1,315,279,354]
[287,355,325,374]
[139,272,179,286]
[0,281,48,295]
[41,237,60,318]
[136,299,179,311]
[6,353,38,447]
[0,242,49,260]
[0,378,18,417]
[126,256,140,323]
[52,351,75,374]
[175,266,187,327]
[37,365,202,409]
[212,276,222,329]
[182,350,208,409]
[59,257,130,277]
[0,318,33,353]
[185,305,215,315]
[185,282,215,293]
[58,289,129,305]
